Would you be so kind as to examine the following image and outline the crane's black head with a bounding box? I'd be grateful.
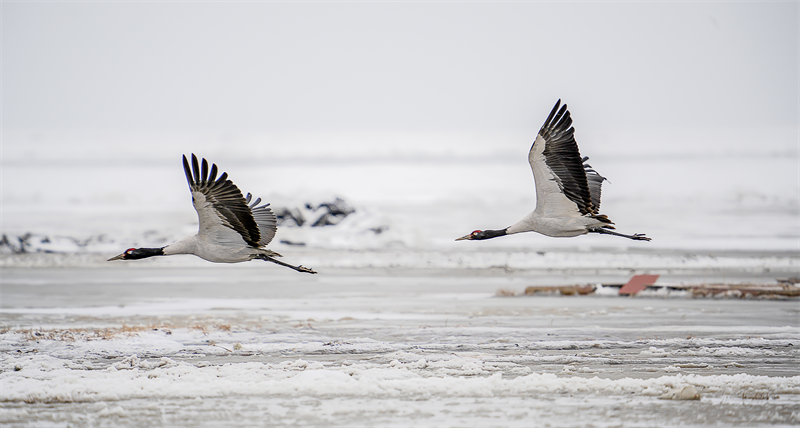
[455,229,507,241]
[107,247,164,261]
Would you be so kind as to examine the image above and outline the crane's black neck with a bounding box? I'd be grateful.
[127,247,165,260]
[473,229,508,240]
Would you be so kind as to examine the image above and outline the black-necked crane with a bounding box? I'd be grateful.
[457,100,650,243]
[108,154,317,274]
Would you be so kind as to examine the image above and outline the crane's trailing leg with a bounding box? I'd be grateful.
[255,254,318,274]
[589,228,651,241]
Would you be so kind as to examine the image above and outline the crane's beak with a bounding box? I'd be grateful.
[455,234,472,241]
[107,253,125,261]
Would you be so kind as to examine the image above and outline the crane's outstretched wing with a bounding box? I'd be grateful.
[528,100,599,217]
[183,154,262,248]
[245,193,277,246]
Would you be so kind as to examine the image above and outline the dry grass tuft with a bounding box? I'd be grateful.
[15,324,182,342]
[191,325,208,335]
[742,392,772,400]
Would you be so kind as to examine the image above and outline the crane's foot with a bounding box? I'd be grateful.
[590,228,651,241]
[257,254,318,274]
[295,265,318,274]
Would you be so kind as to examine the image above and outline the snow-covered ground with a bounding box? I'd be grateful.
[1,130,798,426]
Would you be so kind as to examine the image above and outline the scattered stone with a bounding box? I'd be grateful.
[309,198,355,227]
[274,207,306,227]
[275,197,355,227]
[659,386,700,400]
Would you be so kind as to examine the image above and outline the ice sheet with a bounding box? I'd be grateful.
[2,267,799,426]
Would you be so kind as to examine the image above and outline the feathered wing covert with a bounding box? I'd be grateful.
[529,100,612,226]
[245,192,278,246]
[183,154,277,248]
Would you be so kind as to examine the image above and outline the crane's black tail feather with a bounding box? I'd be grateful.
[256,254,317,274]
[589,228,651,241]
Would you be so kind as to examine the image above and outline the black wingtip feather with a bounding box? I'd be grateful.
[542,99,561,132]
[191,154,201,184]
[553,104,571,132]
[208,164,218,183]
[201,158,209,184]
[182,155,193,186]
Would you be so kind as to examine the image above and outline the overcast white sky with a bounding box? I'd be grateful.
[3,1,798,134]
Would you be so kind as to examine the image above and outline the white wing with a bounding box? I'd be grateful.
[529,134,584,218]
[529,100,599,218]
[191,190,254,247]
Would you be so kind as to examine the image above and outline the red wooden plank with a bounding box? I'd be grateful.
[619,274,660,295]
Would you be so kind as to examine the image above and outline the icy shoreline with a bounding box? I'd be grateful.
[2,246,797,271]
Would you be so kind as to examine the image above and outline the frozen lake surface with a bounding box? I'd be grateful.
[1,261,798,427]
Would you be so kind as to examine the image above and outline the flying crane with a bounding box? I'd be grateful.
[109,154,317,274]
[457,100,650,243]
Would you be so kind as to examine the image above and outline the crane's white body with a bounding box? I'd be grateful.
[506,211,605,238]
[163,235,278,263]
